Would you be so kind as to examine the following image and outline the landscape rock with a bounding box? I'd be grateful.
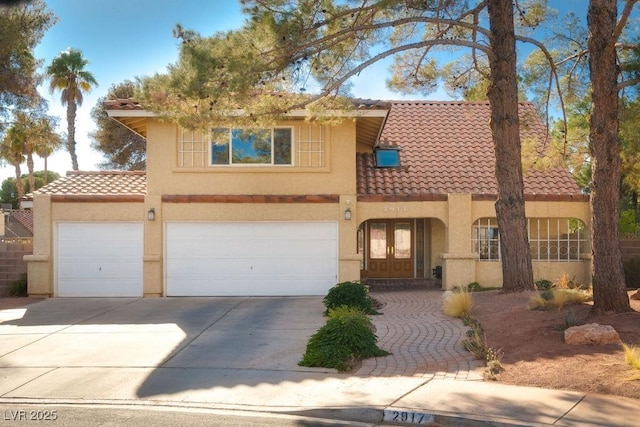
[564,323,620,345]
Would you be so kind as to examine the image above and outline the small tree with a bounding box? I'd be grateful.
[90,80,146,170]
[0,0,55,120]
[0,171,59,208]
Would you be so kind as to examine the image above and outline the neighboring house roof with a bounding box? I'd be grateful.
[25,171,146,200]
[357,101,585,201]
[11,210,33,235]
[2,210,33,237]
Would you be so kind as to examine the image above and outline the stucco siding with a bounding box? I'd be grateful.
[145,119,357,196]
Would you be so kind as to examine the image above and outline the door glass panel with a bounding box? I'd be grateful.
[370,223,387,259]
[394,223,411,259]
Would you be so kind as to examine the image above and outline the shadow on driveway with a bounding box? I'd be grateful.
[0,297,367,402]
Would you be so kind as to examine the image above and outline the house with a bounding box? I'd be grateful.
[2,208,34,238]
[24,100,590,298]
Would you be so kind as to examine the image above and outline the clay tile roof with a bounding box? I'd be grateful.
[103,98,145,111]
[27,171,146,197]
[350,98,392,110]
[357,101,583,198]
[10,210,33,234]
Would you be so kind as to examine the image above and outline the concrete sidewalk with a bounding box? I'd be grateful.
[0,292,637,426]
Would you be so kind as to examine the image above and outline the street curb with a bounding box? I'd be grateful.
[0,397,543,426]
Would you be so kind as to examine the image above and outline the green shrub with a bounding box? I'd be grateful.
[624,258,640,288]
[620,209,638,237]
[323,281,379,315]
[553,308,585,331]
[535,279,553,291]
[8,274,27,297]
[299,306,390,371]
[460,312,503,380]
[465,282,483,292]
[463,326,487,360]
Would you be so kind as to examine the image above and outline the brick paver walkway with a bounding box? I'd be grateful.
[356,289,484,380]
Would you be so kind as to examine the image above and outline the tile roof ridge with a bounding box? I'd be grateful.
[390,99,485,103]
[388,100,537,106]
[65,170,146,176]
[103,98,144,110]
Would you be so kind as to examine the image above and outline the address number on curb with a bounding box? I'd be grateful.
[383,409,434,425]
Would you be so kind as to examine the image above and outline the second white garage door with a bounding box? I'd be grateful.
[165,222,338,296]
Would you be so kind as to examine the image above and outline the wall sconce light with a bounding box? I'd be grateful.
[344,207,352,221]
[147,208,155,221]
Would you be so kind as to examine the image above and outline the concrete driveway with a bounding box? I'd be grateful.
[1,297,350,398]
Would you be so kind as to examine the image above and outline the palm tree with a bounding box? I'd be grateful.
[46,48,97,170]
[24,113,62,188]
[0,123,26,198]
[33,124,63,186]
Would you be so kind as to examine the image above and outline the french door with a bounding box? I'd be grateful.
[367,220,414,278]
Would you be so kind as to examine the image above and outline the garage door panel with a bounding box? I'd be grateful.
[59,279,142,297]
[166,260,249,276]
[167,258,337,276]
[58,260,142,279]
[251,243,336,259]
[58,244,140,260]
[56,223,143,297]
[166,222,337,296]
[58,260,142,277]
[169,277,336,297]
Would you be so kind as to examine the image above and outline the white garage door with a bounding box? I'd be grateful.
[56,222,144,297]
[166,222,338,296]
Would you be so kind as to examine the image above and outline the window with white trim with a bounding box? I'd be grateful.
[528,218,587,261]
[472,218,500,261]
[472,218,588,262]
[178,128,208,167]
[296,125,325,167]
[211,127,292,165]
[178,124,326,168]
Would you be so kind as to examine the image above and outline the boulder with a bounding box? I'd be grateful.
[564,323,620,345]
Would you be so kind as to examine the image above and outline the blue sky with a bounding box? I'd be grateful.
[2,0,423,183]
[0,0,613,183]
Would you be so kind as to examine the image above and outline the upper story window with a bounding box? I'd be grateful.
[178,124,325,169]
[211,127,292,166]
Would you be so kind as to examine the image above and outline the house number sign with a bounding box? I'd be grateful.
[383,409,434,425]
[383,205,408,212]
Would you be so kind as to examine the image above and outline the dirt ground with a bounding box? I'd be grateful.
[2,292,640,399]
[472,289,640,400]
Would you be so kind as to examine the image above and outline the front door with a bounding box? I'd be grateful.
[367,220,414,278]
